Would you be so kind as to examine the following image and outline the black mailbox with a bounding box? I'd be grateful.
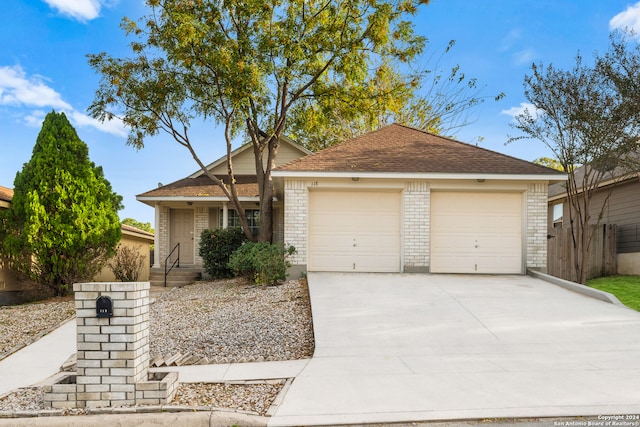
[96,296,113,318]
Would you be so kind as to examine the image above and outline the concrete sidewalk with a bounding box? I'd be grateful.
[0,319,76,397]
[152,359,309,382]
[0,316,308,392]
[269,272,640,426]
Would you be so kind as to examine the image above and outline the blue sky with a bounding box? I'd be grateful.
[1,0,640,225]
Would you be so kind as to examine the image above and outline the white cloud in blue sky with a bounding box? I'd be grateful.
[610,1,640,33]
[501,102,540,120]
[499,28,522,52]
[0,64,126,137]
[69,110,127,138]
[513,49,536,66]
[43,0,103,22]
[0,65,71,110]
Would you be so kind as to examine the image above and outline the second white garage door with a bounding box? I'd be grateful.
[430,191,523,274]
[308,190,401,272]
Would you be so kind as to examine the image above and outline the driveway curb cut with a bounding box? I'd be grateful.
[527,269,625,307]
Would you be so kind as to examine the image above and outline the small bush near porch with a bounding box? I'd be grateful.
[199,228,247,279]
[587,275,640,312]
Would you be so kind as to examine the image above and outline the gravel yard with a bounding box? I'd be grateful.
[0,300,75,359]
[150,278,315,364]
[0,278,314,416]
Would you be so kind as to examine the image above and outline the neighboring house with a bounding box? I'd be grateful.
[548,166,640,275]
[0,186,11,210]
[0,185,31,305]
[136,138,312,270]
[271,124,565,276]
[94,224,155,282]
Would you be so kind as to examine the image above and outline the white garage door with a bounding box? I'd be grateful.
[308,191,401,272]
[431,192,523,274]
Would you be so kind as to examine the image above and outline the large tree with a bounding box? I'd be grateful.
[88,0,428,242]
[509,34,640,284]
[0,111,122,296]
[288,40,505,151]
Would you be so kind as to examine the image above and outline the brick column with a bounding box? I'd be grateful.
[404,181,430,272]
[284,179,308,277]
[527,183,548,271]
[73,282,150,408]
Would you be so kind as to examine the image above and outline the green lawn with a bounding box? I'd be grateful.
[587,275,640,312]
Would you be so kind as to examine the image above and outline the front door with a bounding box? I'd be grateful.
[170,209,194,265]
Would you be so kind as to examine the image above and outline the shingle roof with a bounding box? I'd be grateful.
[121,224,155,240]
[137,175,259,198]
[0,186,13,203]
[548,162,639,198]
[275,124,563,175]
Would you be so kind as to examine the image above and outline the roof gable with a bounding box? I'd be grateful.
[139,137,310,201]
[275,124,564,176]
[190,136,312,178]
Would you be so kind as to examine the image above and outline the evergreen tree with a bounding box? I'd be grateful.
[1,111,122,296]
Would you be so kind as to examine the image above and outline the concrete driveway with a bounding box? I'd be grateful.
[269,273,640,426]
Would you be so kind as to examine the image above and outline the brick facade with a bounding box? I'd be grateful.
[194,207,209,266]
[76,282,150,408]
[154,204,286,268]
[403,181,430,273]
[44,282,178,409]
[283,180,308,272]
[281,178,550,274]
[526,182,549,271]
[158,206,169,267]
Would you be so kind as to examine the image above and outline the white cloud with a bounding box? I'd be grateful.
[0,65,72,110]
[69,111,127,138]
[24,110,47,127]
[43,0,102,22]
[513,49,536,66]
[1,64,126,138]
[610,2,640,33]
[501,102,541,119]
[499,28,522,52]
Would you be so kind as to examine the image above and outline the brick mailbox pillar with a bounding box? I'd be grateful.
[44,282,178,409]
[74,282,151,407]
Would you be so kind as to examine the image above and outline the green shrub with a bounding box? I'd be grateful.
[228,242,296,285]
[199,228,247,279]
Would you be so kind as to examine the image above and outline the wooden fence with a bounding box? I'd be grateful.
[547,224,617,282]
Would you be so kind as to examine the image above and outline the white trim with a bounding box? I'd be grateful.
[272,170,566,182]
[153,203,160,268]
[137,196,262,203]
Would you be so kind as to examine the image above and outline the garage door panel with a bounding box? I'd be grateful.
[431,192,523,274]
[309,191,401,272]
[431,255,476,273]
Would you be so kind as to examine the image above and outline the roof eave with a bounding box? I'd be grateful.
[271,171,567,182]
[136,195,273,206]
[121,228,155,242]
[547,172,640,201]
